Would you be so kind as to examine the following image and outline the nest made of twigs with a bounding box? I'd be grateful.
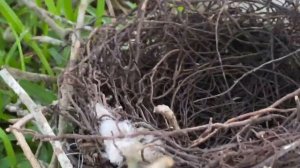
[62,0,300,167]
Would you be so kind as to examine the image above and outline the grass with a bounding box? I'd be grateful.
[0,0,138,167]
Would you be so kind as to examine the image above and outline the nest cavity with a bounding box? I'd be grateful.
[66,0,300,167]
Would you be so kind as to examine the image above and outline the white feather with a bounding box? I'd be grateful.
[96,103,165,166]
[100,119,138,165]
[95,103,111,119]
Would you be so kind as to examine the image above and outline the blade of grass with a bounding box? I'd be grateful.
[63,0,74,21]
[95,0,105,26]
[44,0,58,15]
[4,41,18,66]
[12,29,29,71]
[0,0,54,75]
[0,128,16,168]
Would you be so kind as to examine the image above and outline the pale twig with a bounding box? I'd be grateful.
[32,36,65,46]
[19,0,67,38]
[46,12,93,31]
[0,69,73,168]
[6,113,41,168]
[69,0,90,62]
[3,66,56,83]
[58,0,91,135]
[106,0,116,19]
[58,0,91,137]
[55,0,91,167]
[154,105,180,130]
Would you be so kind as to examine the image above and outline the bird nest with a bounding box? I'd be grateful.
[61,0,300,167]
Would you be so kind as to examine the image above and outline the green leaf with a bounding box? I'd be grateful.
[0,0,24,34]
[63,0,74,21]
[4,38,18,66]
[124,1,137,9]
[0,156,10,168]
[87,6,96,16]
[0,50,5,65]
[0,128,16,168]
[177,6,185,13]
[49,47,67,66]
[0,90,11,118]
[16,154,31,168]
[19,80,57,105]
[95,0,105,26]
[44,0,58,15]
[11,29,29,71]
[0,0,53,75]
[38,143,52,163]
[1,154,31,168]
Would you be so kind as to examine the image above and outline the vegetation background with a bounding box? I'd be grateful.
[0,0,136,167]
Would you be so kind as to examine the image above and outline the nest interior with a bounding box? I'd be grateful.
[64,1,300,167]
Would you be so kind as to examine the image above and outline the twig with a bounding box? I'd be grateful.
[106,0,116,19]
[55,0,91,167]
[32,36,66,46]
[59,0,91,134]
[271,88,300,108]
[6,113,41,168]
[154,104,180,130]
[3,65,56,83]
[215,3,231,100]
[194,49,300,103]
[19,0,67,38]
[46,12,93,31]
[135,0,149,64]
[0,69,73,168]
[20,110,292,142]
[252,138,300,168]
[295,96,300,121]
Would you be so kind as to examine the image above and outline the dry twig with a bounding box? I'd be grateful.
[6,114,41,168]
[0,69,73,168]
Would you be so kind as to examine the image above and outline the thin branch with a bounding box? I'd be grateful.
[0,69,73,168]
[154,104,180,130]
[69,0,91,62]
[19,0,67,38]
[295,96,300,121]
[252,137,300,168]
[3,66,56,83]
[194,49,300,103]
[32,36,66,46]
[6,114,41,168]
[17,109,293,142]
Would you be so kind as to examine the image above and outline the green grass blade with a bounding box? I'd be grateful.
[0,0,54,75]
[95,0,105,26]
[44,0,58,15]
[30,42,54,75]
[4,41,18,65]
[35,0,42,7]
[0,128,16,168]
[0,0,24,33]
[63,0,74,21]
[19,80,57,105]
[12,29,29,71]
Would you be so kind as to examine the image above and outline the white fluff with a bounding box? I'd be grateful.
[100,119,138,165]
[96,103,165,166]
[95,103,111,119]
